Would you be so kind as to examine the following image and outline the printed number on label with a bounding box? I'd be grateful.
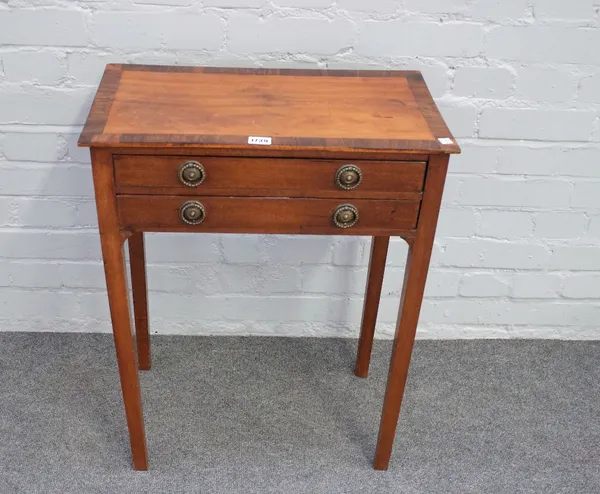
[248,136,272,145]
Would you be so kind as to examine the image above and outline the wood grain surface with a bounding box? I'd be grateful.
[78,64,460,155]
[355,236,390,378]
[128,232,151,371]
[114,155,426,198]
[117,195,420,235]
[374,154,450,470]
[91,148,148,470]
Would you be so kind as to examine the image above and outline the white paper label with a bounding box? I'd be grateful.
[248,136,272,145]
[438,137,454,145]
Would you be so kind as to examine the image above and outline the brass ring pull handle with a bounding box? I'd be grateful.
[179,201,206,225]
[178,161,205,187]
[333,204,359,228]
[335,164,362,190]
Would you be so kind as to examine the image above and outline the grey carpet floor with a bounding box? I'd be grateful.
[0,334,599,494]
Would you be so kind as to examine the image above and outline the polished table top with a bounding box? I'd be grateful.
[79,64,460,156]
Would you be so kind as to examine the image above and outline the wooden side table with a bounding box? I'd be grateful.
[79,64,460,471]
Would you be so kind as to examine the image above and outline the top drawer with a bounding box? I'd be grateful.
[114,156,426,199]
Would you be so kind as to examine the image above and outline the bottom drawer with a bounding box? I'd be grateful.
[117,196,420,235]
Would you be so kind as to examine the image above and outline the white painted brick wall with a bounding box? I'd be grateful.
[453,67,514,99]
[1,1,599,340]
[515,67,576,103]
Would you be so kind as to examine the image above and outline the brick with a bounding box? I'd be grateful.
[437,104,478,138]
[515,68,576,103]
[436,208,478,237]
[440,239,551,269]
[91,13,224,50]
[145,265,196,293]
[274,0,333,6]
[149,293,360,323]
[204,0,265,5]
[449,145,498,174]
[479,108,596,141]
[301,266,365,295]
[420,299,493,324]
[571,182,600,209]
[147,265,220,294]
[67,53,115,86]
[11,198,81,228]
[403,0,468,12]
[337,0,399,13]
[429,242,445,268]
[76,292,112,321]
[58,262,106,289]
[458,177,571,208]
[453,67,513,99]
[0,260,61,288]
[534,212,588,239]
[386,238,409,267]
[134,0,193,5]
[441,175,462,206]
[495,146,558,176]
[495,146,600,177]
[228,14,355,55]
[126,53,180,66]
[550,148,600,178]
[563,274,600,298]
[263,236,334,264]
[424,270,461,297]
[0,9,88,47]
[222,234,264,263]
[417,324,511,339]
[219,264,301,294]
[0,311,115,333]
[478,211,533,239]
[588,216,600,238]
[533,0,596,19]
[0,198,13,226]
[512,273,563,298]
[357,22,484,58]
[3,51,66,86]
[468,0,530,19]
[0,164,94,197]
[486,26,600,64]
[579,73,600,103]
[0,88,94,125]
[65,133,92,163]
[459,273,511,297]
[75,200,98,227]
[417,64,451,98]
[0,231,101,260]
[500,147,600,178]
[381,267,404,296]
[0,133,63,162]
[423,299,600,326]
[0,289,85,320]
[146,233,220,263]
[332,237,367,266]
[550,246,600,270]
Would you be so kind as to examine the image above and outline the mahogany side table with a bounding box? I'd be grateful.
[78,64,460,471]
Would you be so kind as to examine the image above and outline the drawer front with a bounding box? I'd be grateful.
[117,196,420,235]
[114,156,426,199]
